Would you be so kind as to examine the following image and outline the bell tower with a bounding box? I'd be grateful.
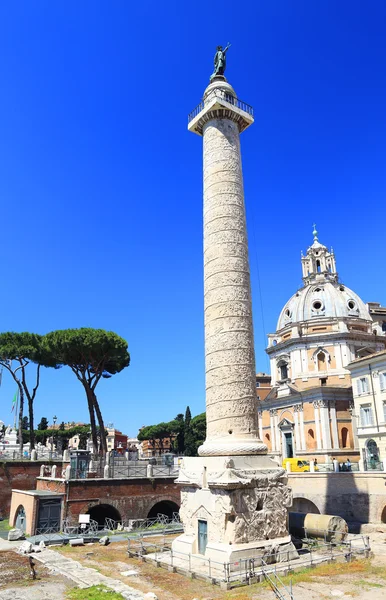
[301,225,338,285]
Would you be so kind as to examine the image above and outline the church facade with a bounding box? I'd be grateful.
[258,229,386,465]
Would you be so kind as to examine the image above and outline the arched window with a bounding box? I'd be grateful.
[341,427,350,448]
[307,428,316,450]
[317,352,326,371]
[279,363,288,381]
[316,260,321,273]
[265,433,270,441]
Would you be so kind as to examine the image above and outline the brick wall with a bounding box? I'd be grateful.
[0,461,62,518]
[36,476,181,522]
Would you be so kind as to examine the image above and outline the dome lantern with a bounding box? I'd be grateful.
[301,225,338,285]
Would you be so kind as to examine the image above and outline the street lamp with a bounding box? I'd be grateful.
[53,415,57,429]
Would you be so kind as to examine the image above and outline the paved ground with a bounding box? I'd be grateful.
[33,548,144,599]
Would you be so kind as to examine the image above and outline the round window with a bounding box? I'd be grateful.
[314,287,322,293]
[339,285,345,291]
[285,309,291,317]
[348,300,356,310]
[272,339,278,346]
[313,301,322,310]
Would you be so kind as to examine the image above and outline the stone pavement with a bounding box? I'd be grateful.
[33,548,144,600]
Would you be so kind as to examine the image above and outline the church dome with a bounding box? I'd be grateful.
[277,281,371,331]
[276,227,372,331]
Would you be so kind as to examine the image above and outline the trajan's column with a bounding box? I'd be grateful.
[173,47,297,565]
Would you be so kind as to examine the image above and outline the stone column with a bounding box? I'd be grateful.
[299,406,306,450]
[293,405,301,452]
[258,410,263,442]
[197,78,266,457]
[313,402,322,450]
[330,401,340,449]
[270,410,276,451]
[319,401,332,450]
[349,402,359,449]
[274,411,280,453]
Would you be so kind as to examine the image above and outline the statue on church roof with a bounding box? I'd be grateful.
[211,43,231,80]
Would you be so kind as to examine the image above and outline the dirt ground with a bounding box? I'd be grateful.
[55,531,386,600]
[0,551,73,600]
[1,531,386,599]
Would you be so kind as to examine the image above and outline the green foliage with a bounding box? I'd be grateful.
[66,585,125,599]
[38,417,48,430]
[43,328,130,455]
[139,409,207,457]
[22,425,91,446]
[43,328,130,377]
[22,416,29,430]
[59,421,65,431]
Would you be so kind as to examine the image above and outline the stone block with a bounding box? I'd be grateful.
[8,528,25,541]
[144,594,158,600]
[99,536,110,546]
[19,541,33,554]
[69,538,84,546]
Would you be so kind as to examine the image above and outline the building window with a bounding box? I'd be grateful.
[316,260,321,273]
[279,363,288,380]
[380,372,386,391]
[256,381,260,388]
[317,352,326,371]
[383,402,386,423]
[320,377,327,386]
[357,377,369,395]
[360,405,374,427]
[257,395,260,400]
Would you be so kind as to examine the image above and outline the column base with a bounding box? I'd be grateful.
[198,438,267,456]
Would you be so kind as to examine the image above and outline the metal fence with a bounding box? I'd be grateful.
[127,532,371,588]
[0,449,63,461]
[105,513,182,535]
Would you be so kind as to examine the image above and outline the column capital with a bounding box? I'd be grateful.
[270,409,278,417]
[293,404,303,413]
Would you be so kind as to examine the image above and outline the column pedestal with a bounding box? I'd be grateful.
[173,455,297,565]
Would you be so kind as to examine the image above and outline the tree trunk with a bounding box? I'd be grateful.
[84,385,98,455]
[27,393,35,450]
[90,389,107,456]
[18,385,24,456]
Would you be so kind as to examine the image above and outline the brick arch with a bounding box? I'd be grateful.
[142,494,180,520]
[291,495,321,514]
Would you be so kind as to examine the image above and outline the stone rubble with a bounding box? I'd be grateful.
[8,528,25,541]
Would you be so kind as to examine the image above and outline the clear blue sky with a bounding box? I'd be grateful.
[0,1,385,436]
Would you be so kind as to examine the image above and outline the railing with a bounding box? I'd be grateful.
[364,459,384,471]
[105,513,181,535]
[316,462,360,473]
[188,92,254,123]
[0,449,63,461]
[127,532,370,588]
[261,558,294,600]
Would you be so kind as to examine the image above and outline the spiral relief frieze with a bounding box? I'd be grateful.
[199,113,267,457]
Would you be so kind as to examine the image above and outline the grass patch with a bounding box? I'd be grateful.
[356,579,384,588]
[0,519,11,532]
[66,585,125,599]
[266,559,386,588]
